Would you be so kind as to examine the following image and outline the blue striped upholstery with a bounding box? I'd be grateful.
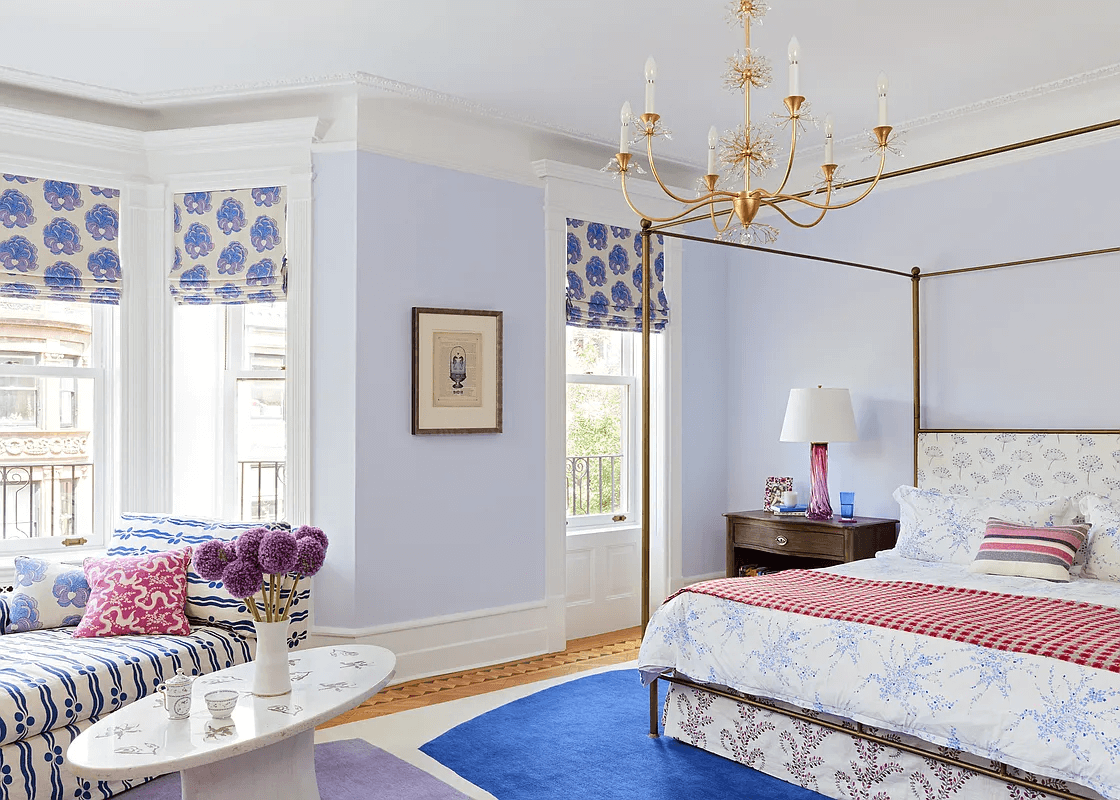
[0,594,9,635]
[108,513,311,647]
[0,625,251,800]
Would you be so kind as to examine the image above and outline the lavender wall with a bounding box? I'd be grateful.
[311,151,360,628]
[680,237,733,578]
[715,135,1120,570]
[352,152,546,627]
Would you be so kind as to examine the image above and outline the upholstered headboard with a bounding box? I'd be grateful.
[916,431,1120,504]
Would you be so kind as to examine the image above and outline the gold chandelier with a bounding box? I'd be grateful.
[608,0,899,243]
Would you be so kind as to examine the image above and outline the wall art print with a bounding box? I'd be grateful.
[412,307,502,435]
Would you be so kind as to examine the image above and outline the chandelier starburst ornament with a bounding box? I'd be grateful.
[609,2,900,241]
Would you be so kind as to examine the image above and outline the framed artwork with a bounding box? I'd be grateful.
[763,476,793,512]
[411,307,503,435]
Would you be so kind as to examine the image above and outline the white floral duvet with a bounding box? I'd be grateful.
[639,551,1120,799]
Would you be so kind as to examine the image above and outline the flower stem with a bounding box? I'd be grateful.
[280,576,300,621]
[262,585,272,623]
[247,595,262,623]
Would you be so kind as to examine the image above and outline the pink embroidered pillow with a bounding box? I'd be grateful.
[73,548,193,638]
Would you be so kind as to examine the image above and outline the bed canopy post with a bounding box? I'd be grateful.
[640,219,659,738]
[911,267,921,486]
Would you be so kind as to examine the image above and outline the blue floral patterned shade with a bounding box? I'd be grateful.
[565,218,668,332]
[0,175,121,305]
[171,186,286,305]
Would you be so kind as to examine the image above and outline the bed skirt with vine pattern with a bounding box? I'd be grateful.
[662,680,1101,800]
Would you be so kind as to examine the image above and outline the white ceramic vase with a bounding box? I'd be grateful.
[252,619,292,696]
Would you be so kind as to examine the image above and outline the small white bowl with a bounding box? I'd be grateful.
[204,690,239,719]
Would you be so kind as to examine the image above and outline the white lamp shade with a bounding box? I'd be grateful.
[779,387,858,443]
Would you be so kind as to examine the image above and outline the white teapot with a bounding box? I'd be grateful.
[156,669,195,720]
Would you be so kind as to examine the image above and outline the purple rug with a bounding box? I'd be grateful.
[122,738,471,799]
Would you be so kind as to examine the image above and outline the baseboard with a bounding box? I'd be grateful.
[669,571,724,595]
[309,599,557,684]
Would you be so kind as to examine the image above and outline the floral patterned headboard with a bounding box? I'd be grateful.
[916,432,1120,505]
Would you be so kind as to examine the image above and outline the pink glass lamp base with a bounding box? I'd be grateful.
[807,442,832,520]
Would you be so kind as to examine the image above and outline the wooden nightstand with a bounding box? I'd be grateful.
[725,510,898,578]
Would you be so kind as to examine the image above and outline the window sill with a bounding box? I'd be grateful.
[566,522,641,538]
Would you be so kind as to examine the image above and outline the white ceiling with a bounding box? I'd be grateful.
[2,0,1119,162]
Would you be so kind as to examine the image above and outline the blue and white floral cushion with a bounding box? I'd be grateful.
[893,485,1072,566]
[4,556,90,633]
[1079,494,1120,582]
[108,513,309,647]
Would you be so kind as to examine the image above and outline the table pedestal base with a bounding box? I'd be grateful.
[180,728,320,800]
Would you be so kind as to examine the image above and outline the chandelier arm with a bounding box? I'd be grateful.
[764,185,831,228]
[771,120,800,197]
[769,152,888,211]
[710,201,739,234]
[620,170,727,224]
[644,138,723,206]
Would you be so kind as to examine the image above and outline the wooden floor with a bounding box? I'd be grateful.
[321,626,642,728]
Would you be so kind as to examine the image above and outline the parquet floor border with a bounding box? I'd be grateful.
[321,626,641,728]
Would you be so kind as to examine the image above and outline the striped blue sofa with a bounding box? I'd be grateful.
[0,514,311,800]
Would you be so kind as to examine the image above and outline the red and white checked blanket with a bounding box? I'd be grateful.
[673,571,1120,673]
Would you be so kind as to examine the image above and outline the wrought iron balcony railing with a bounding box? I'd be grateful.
[239,460,286,522]
[0,462,93,542]
[566,454,625,517]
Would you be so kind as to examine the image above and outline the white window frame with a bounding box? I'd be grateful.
[222,305,287,522]
[0,303,116,555]
[565,330,640,531]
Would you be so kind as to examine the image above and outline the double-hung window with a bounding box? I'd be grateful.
[0,299,114,553]
[565,327,639,530]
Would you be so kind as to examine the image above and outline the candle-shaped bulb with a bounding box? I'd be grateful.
[787,37,801,97]
[876,72,889,126]
[824,114,834,164]
[707,125,719,175]
[644,57,657,115]
[620,101,632,154]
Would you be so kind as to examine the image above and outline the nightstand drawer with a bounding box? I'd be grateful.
[732,522,845,559]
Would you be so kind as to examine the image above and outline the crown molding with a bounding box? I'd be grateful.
[0,106,143,153]
[142,117,321,153]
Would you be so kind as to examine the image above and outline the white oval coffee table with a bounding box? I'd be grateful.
[67,644,395,800]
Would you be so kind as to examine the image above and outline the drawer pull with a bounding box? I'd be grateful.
[775,535,788,546]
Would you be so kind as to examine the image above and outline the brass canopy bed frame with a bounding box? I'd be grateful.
[630,116,1120,800]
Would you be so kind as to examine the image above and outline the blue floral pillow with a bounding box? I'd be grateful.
[5,556,90,633]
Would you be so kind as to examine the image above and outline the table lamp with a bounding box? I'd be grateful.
[779,387,858,520]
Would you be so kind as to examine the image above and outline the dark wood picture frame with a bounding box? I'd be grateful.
[411,307,503,435]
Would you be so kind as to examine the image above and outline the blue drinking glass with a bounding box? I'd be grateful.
[839,491,855,520]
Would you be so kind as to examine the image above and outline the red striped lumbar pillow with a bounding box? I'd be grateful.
[969,518,1089,582]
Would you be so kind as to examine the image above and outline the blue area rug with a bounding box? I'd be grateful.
[421,669,826,800]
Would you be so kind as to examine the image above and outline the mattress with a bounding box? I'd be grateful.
[639,551,1120,799]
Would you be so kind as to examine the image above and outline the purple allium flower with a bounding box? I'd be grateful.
[258,529,298,574]
[235,527,269,568]
[221,559,264,599]
[194,539,235,581]
[294,525,329,553]
[294,537,326,577]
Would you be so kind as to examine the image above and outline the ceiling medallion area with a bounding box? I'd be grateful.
[604,0,902,244]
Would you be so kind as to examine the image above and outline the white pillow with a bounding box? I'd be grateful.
[893,486,1072,565]
[1078,494,1120,582]
[5,556,90,632]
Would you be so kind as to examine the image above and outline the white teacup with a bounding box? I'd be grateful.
[204,690,239,719]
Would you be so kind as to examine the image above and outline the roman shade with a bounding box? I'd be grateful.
[171,187,286,305]
[0,175,121,304]
[565,217,669,332]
